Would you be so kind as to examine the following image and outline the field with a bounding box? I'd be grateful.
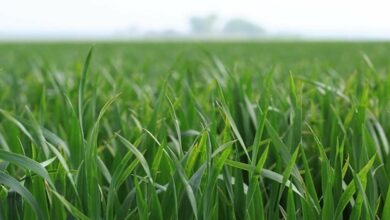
[0,42,390,219]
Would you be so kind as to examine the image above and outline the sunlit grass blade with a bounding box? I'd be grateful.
[334,156,376,219]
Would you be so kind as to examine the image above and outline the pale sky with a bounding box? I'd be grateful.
[1,0,390,39]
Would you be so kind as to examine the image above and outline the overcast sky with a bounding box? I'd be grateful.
[1,0,390,39]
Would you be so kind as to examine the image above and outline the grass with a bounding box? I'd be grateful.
[0,41,390,219]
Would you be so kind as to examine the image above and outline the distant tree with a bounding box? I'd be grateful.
[190,15,217,34]
[222,19,265,36]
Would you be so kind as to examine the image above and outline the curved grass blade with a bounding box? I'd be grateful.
[166,148,198,220]
[0,149,55,189]
[117,135,153,183]
[0,170,44,220]
[224,159,303,197]
[78,47,93,139]
[51,191,91,220]
[334,156,376,219]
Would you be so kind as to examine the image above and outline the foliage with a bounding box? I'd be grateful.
[0,42,389,219]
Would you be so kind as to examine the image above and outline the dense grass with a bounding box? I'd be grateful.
[0,42,390,219]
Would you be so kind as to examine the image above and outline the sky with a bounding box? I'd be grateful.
[1,0,390,39]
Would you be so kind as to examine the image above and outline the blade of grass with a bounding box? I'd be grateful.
[0,170,44,220]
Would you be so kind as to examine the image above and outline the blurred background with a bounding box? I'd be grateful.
[1,0,390,41]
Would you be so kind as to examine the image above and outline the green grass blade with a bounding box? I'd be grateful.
[0,149,55,189]
[0,170,44,220]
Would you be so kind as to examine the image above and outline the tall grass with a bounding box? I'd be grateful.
[0,42,389,219]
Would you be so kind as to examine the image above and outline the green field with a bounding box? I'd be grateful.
[0,42,390,219]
